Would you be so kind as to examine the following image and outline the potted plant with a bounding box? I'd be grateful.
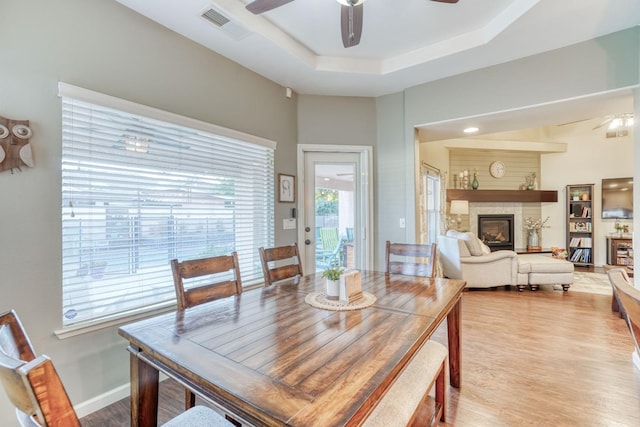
[321,265,344,300]
[571,190,582,201]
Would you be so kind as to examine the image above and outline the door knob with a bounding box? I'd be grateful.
[305,239,311,245]
[305,227,311,232]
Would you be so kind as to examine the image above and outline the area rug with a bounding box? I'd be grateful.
[550,271,612,295]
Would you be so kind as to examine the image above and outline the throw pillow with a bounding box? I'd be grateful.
[446,230,483,256]
[480,240,492,255]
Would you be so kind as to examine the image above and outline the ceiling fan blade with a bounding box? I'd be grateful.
[246,0,295,15]
[431,0,460,3]
[592,117,613,130]
[556,118,590,127]
[341,4,363,48]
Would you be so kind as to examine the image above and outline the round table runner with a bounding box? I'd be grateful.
[304,291,376,311]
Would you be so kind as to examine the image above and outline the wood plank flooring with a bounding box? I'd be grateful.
[81,288,640,426]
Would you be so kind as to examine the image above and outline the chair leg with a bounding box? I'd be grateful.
[435,360,446,422]
[185,389,196,409]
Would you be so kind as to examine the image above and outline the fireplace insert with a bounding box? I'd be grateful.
[478,214,514,252]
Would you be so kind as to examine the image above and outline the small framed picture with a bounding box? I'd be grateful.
[278,173,295,203]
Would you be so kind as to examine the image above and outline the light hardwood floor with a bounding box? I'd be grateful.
[81,287,640,426]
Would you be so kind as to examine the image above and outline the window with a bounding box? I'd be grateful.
[419,163,441,245]
[59,83,275,328]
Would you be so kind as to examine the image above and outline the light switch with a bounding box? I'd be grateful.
[399,218,406,228]
[283,219,296,230]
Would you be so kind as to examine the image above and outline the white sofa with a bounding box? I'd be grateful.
[437,231,518,288]
[438,230,574,291]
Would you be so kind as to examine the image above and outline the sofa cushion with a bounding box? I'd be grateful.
[446,230,484,256]
[518,254,574,274]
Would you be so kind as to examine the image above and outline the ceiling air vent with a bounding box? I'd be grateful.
[200,7,250,40]
[202,8,230,27]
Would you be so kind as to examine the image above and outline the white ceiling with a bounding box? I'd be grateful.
[114,0,639,137]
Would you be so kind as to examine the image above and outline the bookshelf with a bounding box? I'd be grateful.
[566,184,595,270]
[606,236,634,268]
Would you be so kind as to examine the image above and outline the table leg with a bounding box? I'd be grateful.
[129,347,159,427]
[447,298,461,388]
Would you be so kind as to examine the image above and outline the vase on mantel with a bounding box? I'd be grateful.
[472,173,479,190]
[527,229,539,249]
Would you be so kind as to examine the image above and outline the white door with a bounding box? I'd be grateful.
[297,146,373,273]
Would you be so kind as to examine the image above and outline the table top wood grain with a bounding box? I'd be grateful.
[119,271,465,427]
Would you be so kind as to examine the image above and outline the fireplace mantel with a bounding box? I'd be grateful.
[447,189,558,203]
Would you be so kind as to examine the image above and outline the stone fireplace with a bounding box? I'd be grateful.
[477,214,515,251]
[469,203,525,250]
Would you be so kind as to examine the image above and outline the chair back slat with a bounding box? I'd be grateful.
[20,356,81,427]
[182,281,242,308]
[0,310,36,362]
[608,268,640,356]
[171,252,243,310]
[385,241,437,278]
[259,244,303,286]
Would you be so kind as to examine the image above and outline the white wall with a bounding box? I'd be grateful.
[0,0,297,424]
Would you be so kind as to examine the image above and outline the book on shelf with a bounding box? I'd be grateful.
[580,206,591,218]
[569,237,592,248]
[570,248,592,263]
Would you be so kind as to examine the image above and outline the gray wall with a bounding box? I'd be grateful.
[0,0,297,424]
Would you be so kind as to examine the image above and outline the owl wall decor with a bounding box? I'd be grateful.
[0,115,34,174]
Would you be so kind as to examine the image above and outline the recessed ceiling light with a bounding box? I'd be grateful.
[463,127,479,134]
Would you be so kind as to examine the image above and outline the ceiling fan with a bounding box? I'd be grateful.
[245,0,460,48]
[592,113,634,131]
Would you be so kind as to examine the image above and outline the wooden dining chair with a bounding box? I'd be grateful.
[259,243,303,286]
[385,241,437,277]
[171,252,243,311]
[0,310,231,427]
[171,253,243,410]
[607,268,640,363]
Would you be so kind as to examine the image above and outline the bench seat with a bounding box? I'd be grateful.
[363,340,448,427]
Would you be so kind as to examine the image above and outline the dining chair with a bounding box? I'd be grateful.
[171,253,243,409]
[171,252,243,311]
[0,310,232,427]
[385,241,437,277]
[607,268,640,361]
[259,243,303,286]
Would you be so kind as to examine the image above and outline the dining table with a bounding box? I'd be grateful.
[118,270,465,427]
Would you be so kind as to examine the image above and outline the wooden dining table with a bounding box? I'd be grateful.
[118,270,465,427]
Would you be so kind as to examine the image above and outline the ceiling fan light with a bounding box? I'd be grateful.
[608,118,622,130]
[336,0,367,5]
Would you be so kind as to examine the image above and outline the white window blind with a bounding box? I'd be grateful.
[60,84,275,327]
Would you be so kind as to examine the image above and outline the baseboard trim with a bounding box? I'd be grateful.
[74,383,130,418]
[74,374,169,418]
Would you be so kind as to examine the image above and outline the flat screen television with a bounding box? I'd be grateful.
[602,177,633,219]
